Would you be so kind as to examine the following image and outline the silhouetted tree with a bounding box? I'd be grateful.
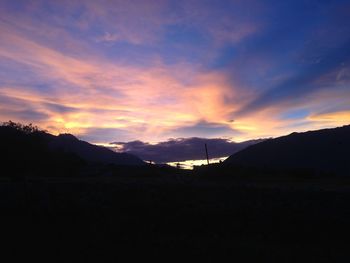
[2,120,45,134]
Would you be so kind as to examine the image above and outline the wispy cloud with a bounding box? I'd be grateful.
[0,20,240,141]
[0,0,350,144]
[96,32,119,43]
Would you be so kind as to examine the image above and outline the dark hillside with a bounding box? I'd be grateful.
[225,125,350,175]
[0,122,144,177]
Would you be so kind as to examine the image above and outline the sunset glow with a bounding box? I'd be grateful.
[1,0,349,145]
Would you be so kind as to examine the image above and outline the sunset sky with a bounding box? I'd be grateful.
[1,0,350,145]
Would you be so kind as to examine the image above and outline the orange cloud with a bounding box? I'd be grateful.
[0,4,348,144]
[308,111,350,125]
[0,22,243,142]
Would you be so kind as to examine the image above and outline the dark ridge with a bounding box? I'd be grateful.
[51,133,144,166]
[0,121,145,177]
[224,125,350,176]
[57,133,79,141]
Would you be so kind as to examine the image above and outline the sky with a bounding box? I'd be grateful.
[1,0,350,147]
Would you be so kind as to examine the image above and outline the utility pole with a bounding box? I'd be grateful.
[205,143,210,165]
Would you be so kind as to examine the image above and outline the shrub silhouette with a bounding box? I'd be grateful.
[2,120,44,134]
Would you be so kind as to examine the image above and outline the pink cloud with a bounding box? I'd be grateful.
[0,21,244,141]
[1,19,343,142]
[1,0,348,144]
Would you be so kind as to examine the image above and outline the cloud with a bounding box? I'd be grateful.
[0,109,49,122]
[0,23,239,141]
[111,137,263,163]
[0,0,350,144]
[235,39,350,117]
[96,32,119,43]
[43,103,78,114]
[78,127,133,143]
[167,121,241,138]
[173,0,261,45]
[0,92,49,122]
[309,111,350,124]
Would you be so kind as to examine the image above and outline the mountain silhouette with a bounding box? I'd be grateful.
[50,133,144,166]
[224,125,350,175]
[0,122,144,177]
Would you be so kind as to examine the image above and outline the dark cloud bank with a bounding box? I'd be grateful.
[111,137,265,163]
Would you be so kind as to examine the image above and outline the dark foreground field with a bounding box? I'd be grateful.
[1,171,350,261]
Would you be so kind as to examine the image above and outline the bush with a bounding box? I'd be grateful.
[2,120,45,134]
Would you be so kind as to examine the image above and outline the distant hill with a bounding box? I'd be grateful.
[112,137,265,163]
[0,122,144,177]
[224,125,350,175]
[49,133,144,166]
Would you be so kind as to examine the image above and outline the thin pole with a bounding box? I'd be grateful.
[205,143,210,165]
